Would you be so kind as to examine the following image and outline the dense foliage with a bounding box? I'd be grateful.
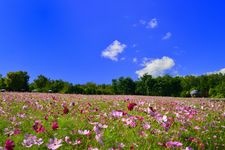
[1,71,225,97]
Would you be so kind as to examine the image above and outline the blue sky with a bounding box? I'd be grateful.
[0,0,225,84]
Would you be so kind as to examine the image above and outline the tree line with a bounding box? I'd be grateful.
[0,71,225,98]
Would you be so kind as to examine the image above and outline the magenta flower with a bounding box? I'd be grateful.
[33,120,45,133]
[127,103,137,111]
[47,138,62,150]
[4,139,15,150]
[52,121,59,130]
[63,106,69,114]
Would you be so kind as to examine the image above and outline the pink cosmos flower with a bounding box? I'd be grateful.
[111,110,124,118]
[118,143,125,148]
[139,130,148,137]
[122,117,137,128]
[73,139,81,145]
[64,136,71,144]
[95,134,103,145]
[22,134,43,148]
[93,125,101,135]
[222,112,225,117]
[64,136,81,145]
[47,138,62,150]
[185,147,193,150]
[194,126,201,130]
[4,139,15,150]
[78,130,91,135]
[143,122,151,130]
[165,141,182,148]
[13,128,21,135]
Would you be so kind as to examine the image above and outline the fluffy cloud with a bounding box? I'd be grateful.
[136,56,175,78]
[101,40,126,61]
[207,68,225,75]
[147,18,158,29]
[162,32,172,40]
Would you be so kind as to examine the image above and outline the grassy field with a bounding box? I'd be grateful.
[0,92,224,149]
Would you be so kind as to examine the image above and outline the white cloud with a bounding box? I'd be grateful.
[207,68,225,75]
[147,18,158,29]
[132,44,137,48]
[136,56,175,78]
[139,20,146,25]
[101,40,126,61]
[133,57,138,63]
[162,32,172,40]
[120,57,126,61]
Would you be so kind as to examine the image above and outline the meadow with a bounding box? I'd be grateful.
[0,92,224,150]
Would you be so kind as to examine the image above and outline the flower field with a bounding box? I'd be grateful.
[0,92,224,150]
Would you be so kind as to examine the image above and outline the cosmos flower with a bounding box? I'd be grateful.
[73,139,81,145]
[33,120,45,133]
[95,133,103,145]
[13,128,21,135]
[122,117,137,128]
[93,125,101,135]
[47,138,62,150]
[22,134,43,147]
[4,139,15,150]
[64,136,71,144]
[127,103,137,111]
[111,110,124,118]
[52,121,59,130]
[78,130,91,135]
[143,122,151,130]
[185,147,194,150]
[63,106,69,114]
[165,141,182,148]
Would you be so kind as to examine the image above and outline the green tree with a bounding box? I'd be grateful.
[73,84,85,94]
[5,71,30,91]
[135,74,155,95]
[180,75,199,97]
[112,77,135,95]
[50,80,66,93]
[32,75,51,92]
[0,74,6,89]
[84,82,97,94]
